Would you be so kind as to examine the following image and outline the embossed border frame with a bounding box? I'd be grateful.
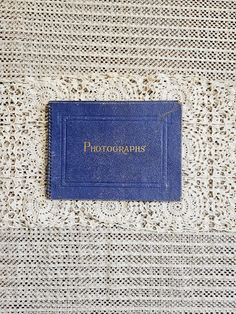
[48,101,182,201]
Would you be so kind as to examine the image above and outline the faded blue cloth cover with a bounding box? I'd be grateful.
[48,101,182,201]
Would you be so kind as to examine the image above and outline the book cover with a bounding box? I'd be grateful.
[48,101,182,201]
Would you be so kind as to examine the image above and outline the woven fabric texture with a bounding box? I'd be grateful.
[1,0,236,80]
[1,0,236,313]
[1,227,235,313]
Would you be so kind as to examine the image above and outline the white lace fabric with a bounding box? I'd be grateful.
[1,0,236,312]
[0,74,235,231]
[1,0,236,81]
[0,226,235,313]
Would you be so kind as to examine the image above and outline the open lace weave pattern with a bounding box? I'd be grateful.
[0,226,235,313]
[1,1,236,312]
[1,0,236,81]
[0,74,235,231]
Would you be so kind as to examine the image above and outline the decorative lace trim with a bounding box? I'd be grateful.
[0,74,235,231]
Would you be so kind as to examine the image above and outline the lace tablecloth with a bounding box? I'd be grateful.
[1,227,235,313]
[1,0,235,313]
[2,0,236,80]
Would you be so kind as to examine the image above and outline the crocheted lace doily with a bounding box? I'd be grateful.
[0,74,235,231]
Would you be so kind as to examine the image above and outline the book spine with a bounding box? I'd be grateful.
[47,103,52,199]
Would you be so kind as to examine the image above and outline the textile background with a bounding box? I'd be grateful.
[1,0,235,313]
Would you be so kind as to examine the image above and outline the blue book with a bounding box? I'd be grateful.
[48,101,182,201]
